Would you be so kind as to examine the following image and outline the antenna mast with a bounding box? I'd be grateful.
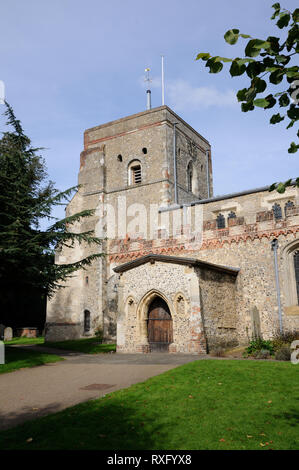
[161,55,165,106]
[144,67,152,110]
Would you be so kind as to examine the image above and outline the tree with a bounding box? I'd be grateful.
[0,102,103,328]
[196,3,299,192]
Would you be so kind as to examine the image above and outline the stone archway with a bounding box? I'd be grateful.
[147,297,173,352]
[136,290,173,352]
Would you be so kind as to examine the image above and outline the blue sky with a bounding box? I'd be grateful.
[0,0,298,214]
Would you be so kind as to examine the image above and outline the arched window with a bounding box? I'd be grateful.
[285,200,295,216]
[84,310,91,333]
[294,251,299,304]
[187,161,193,192]
[228,211,236,220]
[216,213,225,229]
[128,160,142,185]
[272,203,282,220]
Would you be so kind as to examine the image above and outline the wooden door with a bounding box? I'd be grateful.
[148,297,173,352]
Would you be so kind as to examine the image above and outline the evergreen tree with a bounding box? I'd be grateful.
[0,102,103,328]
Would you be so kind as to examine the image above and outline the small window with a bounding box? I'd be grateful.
[84,310,91,333]
[216,213,225,229]
[128,161,142,185]
[142,147,147,154]
[294,251,299,304]
[85,276,89,285]
[285,200,294,216]
[228,211,236,219]
[117,154,123,162]
[272,203,282,220]
[187,162,193,192]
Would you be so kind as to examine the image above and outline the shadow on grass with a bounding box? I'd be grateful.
[272,408,299,428]
[0,399,158,450]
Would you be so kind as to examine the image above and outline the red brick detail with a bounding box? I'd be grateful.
[80,147,102,169]
[256,210,274,222]
[108,224,299,263]
[84,121,163,150]
[203,220,216,231]
[228,216,244,227]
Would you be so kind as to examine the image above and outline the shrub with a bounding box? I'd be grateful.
[246,338,274,357]
[272,330,299,352]
[255,349,271,360]
[275,345,291,361]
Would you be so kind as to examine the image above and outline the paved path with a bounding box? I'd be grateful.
[0,347,205,431]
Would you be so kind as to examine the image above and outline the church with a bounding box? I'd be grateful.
[46,105,299,353]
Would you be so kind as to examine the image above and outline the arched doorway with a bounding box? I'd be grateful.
[147,297,173,352]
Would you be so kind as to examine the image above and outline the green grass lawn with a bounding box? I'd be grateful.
[44,337,116,354]
[5,336,116,354]
[4,337,44,346]
[0,346,63,374]
[0,359,298,450]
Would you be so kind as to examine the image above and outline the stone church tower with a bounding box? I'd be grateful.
[46,106,213,342]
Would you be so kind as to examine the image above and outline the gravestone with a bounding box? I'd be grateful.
[0,341,4,364]
[4,327,13,342]
[251,306,261,339]
[0,324,5,341]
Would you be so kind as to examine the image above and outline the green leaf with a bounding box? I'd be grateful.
[288,142,299,153]
[278,93,290,107]
[269,182,278,191]
[253,98,270,108]
[246,62,266,79]
[272,2,280,9]
[196,53,211,61]
[252,77,267,93]
[230,59,246,76]
[287,105,299,121]
[286,119,295,129]
[224,29,240,45]
[270,113,285,124]
[286,70,299,78]
[205,57,223,73]
[264,95,277,109]
[237,88,248,102]
[277,12,290,29]
[292,8,299,22]
[241,101,254,112]
[269,69,284,84]
[276,182,286,193]
[263,57,276,67]
[240,34,251,39]
[276,55,290,65]
[245,39,271,57]
[266,36,281,53]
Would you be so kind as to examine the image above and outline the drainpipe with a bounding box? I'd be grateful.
[206,149,210,199]
[173,122,178,205]
[271,239,283,334]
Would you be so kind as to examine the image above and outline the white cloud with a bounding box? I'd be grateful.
[167,79,237,111]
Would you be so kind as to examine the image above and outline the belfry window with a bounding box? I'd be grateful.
[216,213,225,229]
[128,160,142,185]
[272,203,282,220]
[84,310,91,333]
[187,162,193,192]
